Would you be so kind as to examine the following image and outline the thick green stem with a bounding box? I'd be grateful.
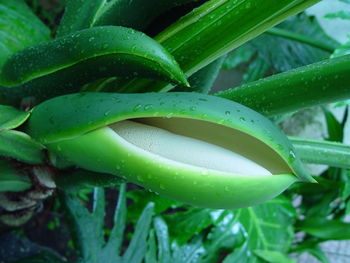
[266,27,335,53]
[216,54,350,116]
[291,137,350,169]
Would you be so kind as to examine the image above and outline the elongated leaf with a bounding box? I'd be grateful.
[0,130,44,164]
[0,0,50,68]
[298,218,350,240]
[122,203,154,263]
[0,104,29,130]
[291,137,350,169]
[323,108,343,142]
[0,26,188,105]
[216,54,350,116]
[0,158,31,192]
[113,0,321,93]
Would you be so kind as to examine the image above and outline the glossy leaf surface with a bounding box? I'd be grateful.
[114,0,321,93]
[0,26,188,104]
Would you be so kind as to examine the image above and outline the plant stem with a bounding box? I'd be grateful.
[266,27,335,53]
[216,54,350,116]
[291,137,350,169]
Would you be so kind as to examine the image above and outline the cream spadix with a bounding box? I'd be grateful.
[27,92,314,208]
[110,120,272,176]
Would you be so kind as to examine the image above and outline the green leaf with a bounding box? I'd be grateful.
[150,217,205,263]
[233,196,296,262]
[216,54,350,116]
[165,208,213,244]
[0,26,188,105]
[322,108,343,142]
[127,190,179,221]
[325,10,350,20]
[291,137,350,169]
[0,0,50,68]
[153,217,171,263]
[0,158,31,192]
[120,202,154,263]
[298,217,350,240]
[202,210,245,263]
[0,130,44,164]
[253,250,295,263]
[113,0,321,93]
[61,185,154,263]
[0,104,29,130]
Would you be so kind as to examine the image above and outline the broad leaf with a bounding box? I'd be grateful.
[228,196,296,262]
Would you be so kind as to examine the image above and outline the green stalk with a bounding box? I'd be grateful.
[266,27,335,53]
[291,137,350,169]
[115,0,321,93]
[216,54,350,116]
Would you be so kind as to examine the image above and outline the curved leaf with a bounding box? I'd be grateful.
[0,26,188,104]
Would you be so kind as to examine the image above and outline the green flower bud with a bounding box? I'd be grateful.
[27,92,314,208]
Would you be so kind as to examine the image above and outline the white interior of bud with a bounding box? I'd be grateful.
[109,118,292,176]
